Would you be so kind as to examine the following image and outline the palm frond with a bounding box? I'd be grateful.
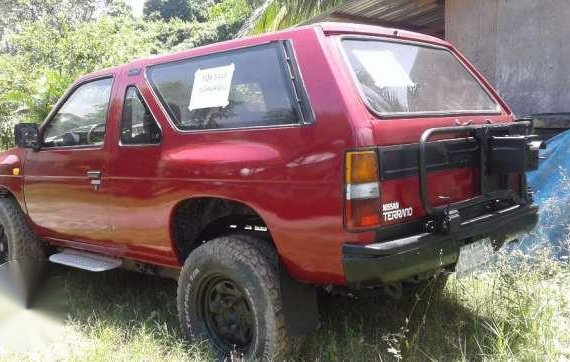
[236,0,277,37]
[239,0,347,36]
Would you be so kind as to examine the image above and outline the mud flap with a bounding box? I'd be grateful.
[279,266,320,336]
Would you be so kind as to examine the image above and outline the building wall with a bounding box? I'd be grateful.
[446,0,570,116]
[445,0,498,86]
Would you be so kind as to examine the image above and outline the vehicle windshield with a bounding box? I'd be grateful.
[341,39,501,116]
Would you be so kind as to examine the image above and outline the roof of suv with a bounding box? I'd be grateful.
[78,22,450,82]
[316,22,447,45]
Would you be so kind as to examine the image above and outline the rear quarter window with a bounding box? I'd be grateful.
[147,43,299,131]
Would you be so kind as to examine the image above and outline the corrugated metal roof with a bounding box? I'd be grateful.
[305,0,445,37]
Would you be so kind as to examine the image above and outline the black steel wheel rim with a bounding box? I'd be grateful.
[0,224,8,264]
[199,275,254,353]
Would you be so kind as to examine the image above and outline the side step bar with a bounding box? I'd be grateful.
[49,249,122,272]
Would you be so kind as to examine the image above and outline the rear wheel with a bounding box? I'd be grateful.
[177,235,288,359]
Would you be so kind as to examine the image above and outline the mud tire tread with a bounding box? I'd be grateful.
[0,197,45,263]
[177,235,288,360]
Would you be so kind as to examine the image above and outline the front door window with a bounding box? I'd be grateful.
[42,78,113,148]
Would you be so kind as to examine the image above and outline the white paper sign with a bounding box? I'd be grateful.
[353,49,414,88]
[188,63,235,111]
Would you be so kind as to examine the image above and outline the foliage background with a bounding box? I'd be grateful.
[0,0,253,149]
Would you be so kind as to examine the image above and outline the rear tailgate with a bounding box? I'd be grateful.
[336,31,543,285]
[378,130,480,225]
[337,36,538,230]
[376,121,540,229]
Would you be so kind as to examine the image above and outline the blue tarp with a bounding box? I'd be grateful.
[519,130,570,258]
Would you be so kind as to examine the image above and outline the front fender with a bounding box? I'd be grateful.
[0,148,27,213]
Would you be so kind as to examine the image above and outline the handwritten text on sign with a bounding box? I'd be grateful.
[188,63,235,111]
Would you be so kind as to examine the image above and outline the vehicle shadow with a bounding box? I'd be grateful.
[38,265,499,361]
[298,289,497,361]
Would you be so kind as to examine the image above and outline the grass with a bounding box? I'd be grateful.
[1,249,568,361]
[299,251,569,361]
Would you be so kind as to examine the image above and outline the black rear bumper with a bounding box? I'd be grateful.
[343,203,538,287]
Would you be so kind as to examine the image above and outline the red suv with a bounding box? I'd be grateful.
[0,23,541,359]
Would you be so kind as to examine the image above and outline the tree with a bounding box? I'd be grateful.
[188,0,219,22]
[144,0,190,21]
[0,0,106,40]
[144,0,220,22]
[208,0,250,23]
[238,0,346,36]
[0,0,252,149]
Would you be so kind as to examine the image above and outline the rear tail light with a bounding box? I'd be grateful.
[345,150,381,230]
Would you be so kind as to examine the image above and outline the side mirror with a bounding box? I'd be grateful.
[14,123,39,149]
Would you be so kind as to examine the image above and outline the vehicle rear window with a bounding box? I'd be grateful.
[147,43,299,131]
[341,39,501,116]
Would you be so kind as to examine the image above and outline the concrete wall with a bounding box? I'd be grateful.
[445,0,498,86]
[446,0,570,116]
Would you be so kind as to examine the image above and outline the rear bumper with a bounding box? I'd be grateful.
[343,203,538,287]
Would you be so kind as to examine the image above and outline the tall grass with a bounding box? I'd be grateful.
[1,248,568,361]
[296,250,569,361]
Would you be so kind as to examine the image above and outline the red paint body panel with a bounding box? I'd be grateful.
[380,168,479,227]
[0,23,517,285]
[24,147,112,242]
[0,149,26,212]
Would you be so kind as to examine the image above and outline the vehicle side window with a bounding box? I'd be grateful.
[42,78,113,148]
[120,86,162,145]
[148,43,299,131]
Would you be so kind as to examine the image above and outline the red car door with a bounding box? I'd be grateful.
[23,76,117,245]
[103,71,175,264]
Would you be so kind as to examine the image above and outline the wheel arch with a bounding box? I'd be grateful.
[0,185,27,214]
[170,196,278,263]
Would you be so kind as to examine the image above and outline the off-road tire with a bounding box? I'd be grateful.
[0,197,46,264]
[229,233,278,267]
[177,235,288,360]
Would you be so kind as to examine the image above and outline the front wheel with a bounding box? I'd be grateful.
[0,197,46,307]
[0,197,45,265]
[177,235,288,359]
